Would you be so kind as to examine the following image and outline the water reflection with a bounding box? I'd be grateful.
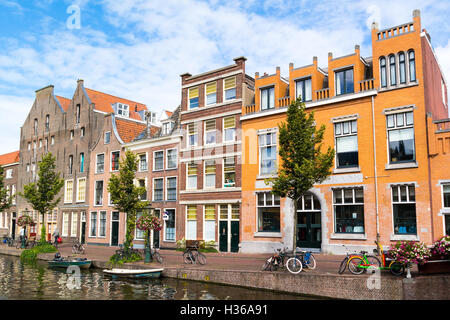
[0,255,311,300]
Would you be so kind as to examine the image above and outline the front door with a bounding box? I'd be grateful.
[219,221,228,252]
[81,222,86,244]
[230,221,239,253]
[111,222,119,246]
[11,219,16,239]
[296,212,321,248]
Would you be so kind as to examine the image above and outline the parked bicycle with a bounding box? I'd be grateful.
[72,240,85,254]
[115,244,142,260]
[371,241,404,276]
[262,247,289,271]
[347,250,381,275]
[183,240,206,265]
[338,245,361,274]
[150,247,163,264]
[285,248,317,274]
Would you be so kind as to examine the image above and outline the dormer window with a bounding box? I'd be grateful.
[162,121,174,135]
[115,103,129,117]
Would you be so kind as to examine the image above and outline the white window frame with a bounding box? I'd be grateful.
[5,169,12,179]
[104,131,111,144]
[96,153,105,174]
[89,211,97,237]
[62,212,69,237]
[76,178,86,203]
[98,211,107,238]
[223,116,236,143]
[64,180,74,204]
[165,176,177,201]
[295,77,312,102]
[185,205,198,240]
[258,129,278,177]
[203,204,216,242]
[256,192,281,233]
[204,160,216,189]
[187,162,198,190]
[166,148,178,170]
[153,177,164,202]
[223,76,237,101]
[187,123,198,147]
[204,119,217,145]
[391,184,417,235]
[71,212,78,237]
[385,110,415,164]
[110,150,120,172]
[442,184,450,210]
[188,87,199,109]
[135,211,145,240]
[138,153,148,172]
[205,81,217,106]
[334,119,359,169]
[94,180,104,206]
[260,86,275,110]
[153,150,164,171]
[223,157,236,188]
[163,208,176,242]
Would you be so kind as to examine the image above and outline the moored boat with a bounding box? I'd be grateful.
[48,254,92,269]
[102,268,164,279]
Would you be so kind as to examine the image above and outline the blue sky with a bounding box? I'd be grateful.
[0,0,449,154]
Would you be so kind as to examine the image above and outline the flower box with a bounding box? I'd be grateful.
[418,258,450,275]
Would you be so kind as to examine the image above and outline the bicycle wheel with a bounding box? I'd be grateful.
[389,261,404,276]
[286,257,303,274]
[197,252,207,265]
[262,260,271,271]
[183,251,193,264]
[304,254,316,269]
[338,257,349,274]
[153,252,163,263]
[72,245,78,254]
[79,244,85,254]
[348,256,365,275]
[366,255,381,269]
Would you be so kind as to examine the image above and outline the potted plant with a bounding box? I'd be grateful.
[136,212,162,263]
[387,241,431,278]
[418,236,450,275]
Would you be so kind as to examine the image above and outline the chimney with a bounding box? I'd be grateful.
[180,73,192,85]
[255,72,259,79]
[328,52,333,61]
[77,79,84,87]
[289,62,294,70]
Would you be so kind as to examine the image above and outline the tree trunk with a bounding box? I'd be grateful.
[124,210,136,251]
[292,198,298,252]
[40,212,47,244]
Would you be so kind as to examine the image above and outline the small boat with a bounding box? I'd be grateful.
[103,268,164,279]
[48,257,92,269]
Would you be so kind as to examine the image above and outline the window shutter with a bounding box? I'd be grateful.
[205,161,216,174]
[224,77,236,90]
[188,123,197,134]
[188,87,199,99]
[224,116,236,129]
[187,206,197,220]
[205,119,216,131]
[206,82,217,95]
[205,205,215,220]
[188,163,197,175]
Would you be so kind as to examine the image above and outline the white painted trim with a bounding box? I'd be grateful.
[181,99,242,115]
[153,149,164,172]
[166,148,178,170]
[182,70,242,89]
[180,152,241,163]
[165,176,177,201]
[162,208,176,242]
[152,177,164,202]
[124,134,182,150]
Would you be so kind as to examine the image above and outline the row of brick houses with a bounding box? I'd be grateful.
[0,10,449,254]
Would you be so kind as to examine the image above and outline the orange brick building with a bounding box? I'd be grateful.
[240,10,449,254]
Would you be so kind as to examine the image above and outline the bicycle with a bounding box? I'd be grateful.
[338,245,362,274]
[115,244,142,260]
[347,250,381,275]
[25,237,37,249]
[150,247,163,264]
[72,240,85,254]
[183,243,206,265]
[262,247,289,271]
[373,241,405,276]
[297,248,317,270]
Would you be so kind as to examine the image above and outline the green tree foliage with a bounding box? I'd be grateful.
[20,153,64,244]
[108,149,149,251]
[267,97,335,249]
[0,166,12,212]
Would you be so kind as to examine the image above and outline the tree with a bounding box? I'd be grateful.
[0,166,13,212]
[108,149,149,251]
[20,153,64,244]
[266,97,335,250]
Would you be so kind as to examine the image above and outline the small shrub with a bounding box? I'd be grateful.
[20,243,57,261]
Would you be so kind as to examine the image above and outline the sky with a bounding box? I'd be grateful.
[0,0,449,154]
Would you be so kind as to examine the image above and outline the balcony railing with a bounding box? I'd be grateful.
[315,88,330,101]
[278,96,291,108]
[377,22,414,40]
[243,104,257,115]
[359,78,375,92]
[434,118,450,132]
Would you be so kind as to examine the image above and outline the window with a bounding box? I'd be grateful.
[153,178,164,201]
[205,119,216,145]
[26,164,30,172]
[39,139,42,148]
[334,120,358,168]
[99,211,106,237]
[399,52,406,84]
[81,127,85,137]
[380,57,387,88]
[95,181,103,206]
[80,153,84,173]
[333,188,365,233]
[186,205,197,240]
[223,157,235,187]
[335,68,354,95]
[206,82,217,105]
[27,142,31,150]
[64,180,73,203]
[70,130,74,140]
[138,179,147,201]
[51,136,55,145]
[386,111,415,163]
[104,132,111,144]
[295,77,312,102]
[111,151,120,171]
[135,212,145,239]
[257,192,280,232]
[34,119,38,135]
[443,184,450,208]
[154,151,164,171]
[62,213,69,237]
[187,123,198,146]
[260,86,275,110]
[11,185,15,205]
[224,77,236,100]
[162,122,174,135]
[188,87,199,109]
[204,205,216,241]
[204,160,216,188]
[45,138,48,151]
[259,131,277,175]
[68,155,73,174]
[139,154,148,171]
[77,178,86,202]
[5,169,12,179]
[392,185,417,235]
[164,209,175,241]
[96,154,105,173]
[408,50,416,82]
[45,115,50,130]
[117,103,129,117]
[33,141,36,149]
[166,177,177,201]
[223,116,236,142]
[167,149,177,169]
[90,212,97,237]
[389,55,397,86]
[71,212,78,237]
[187,162,197,189]
[76,104,81,124]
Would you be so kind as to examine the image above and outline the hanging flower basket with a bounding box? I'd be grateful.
[17,215,36,227]
[136,213,162,232]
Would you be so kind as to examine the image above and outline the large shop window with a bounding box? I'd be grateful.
[386,111,415,163]
[257,192,280,232]
[186,206,197,240]
[392,185,417,235]
[333,187,365,233]
[164,209,176,241]
[334,120,358,168]
[259,131,277,175]
[204,205,216,241]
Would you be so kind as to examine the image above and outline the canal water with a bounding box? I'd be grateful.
[0,255,312,300]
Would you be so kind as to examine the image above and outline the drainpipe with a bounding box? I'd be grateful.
[371,96,380,246]
[425,112,435,241]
